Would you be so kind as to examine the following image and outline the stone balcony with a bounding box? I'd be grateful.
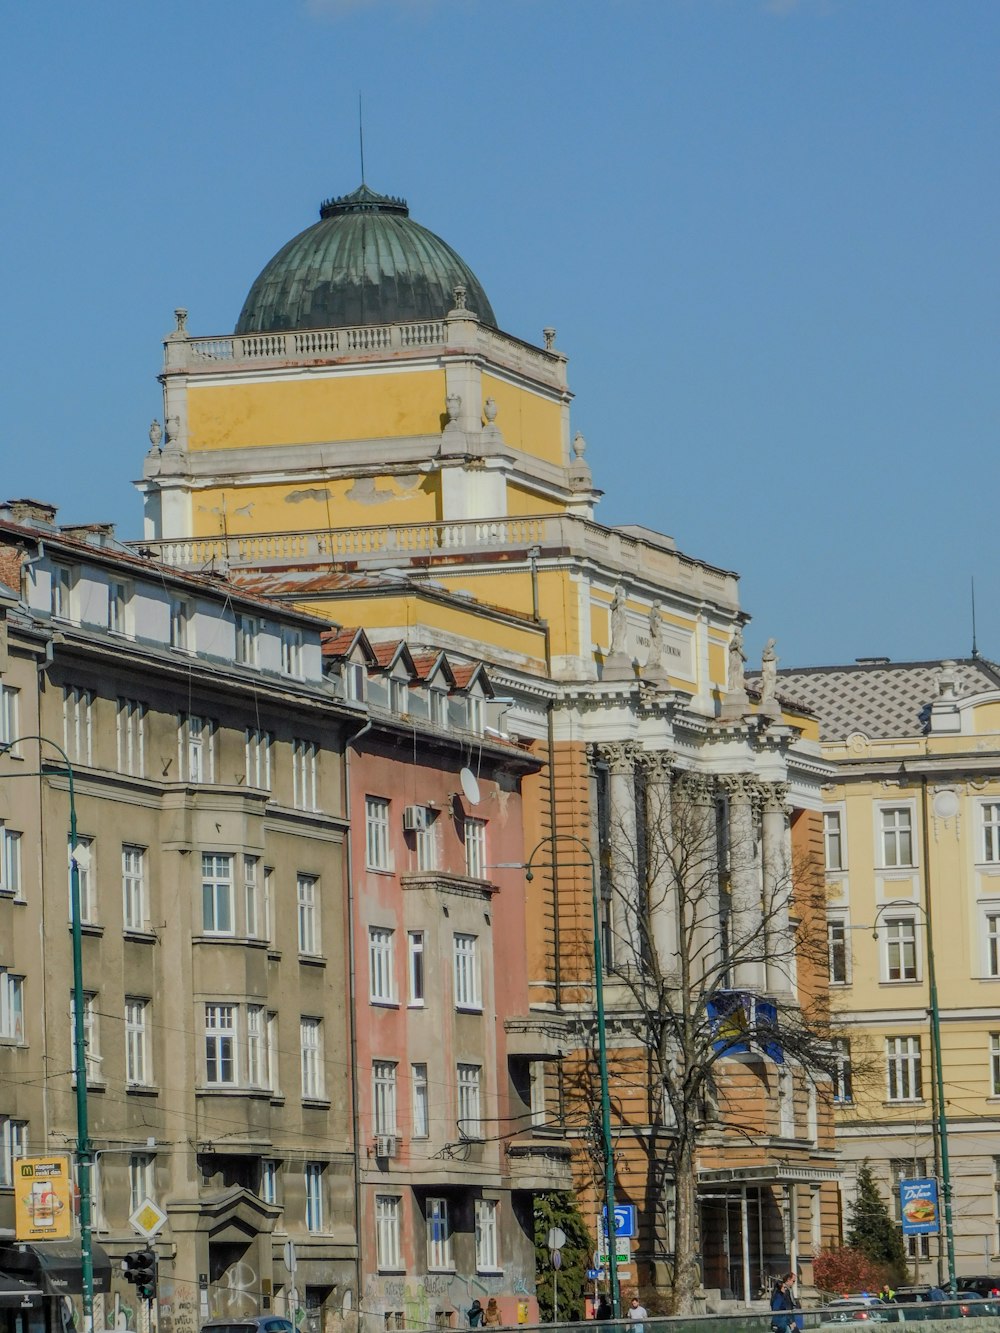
[504,1133,574,1191]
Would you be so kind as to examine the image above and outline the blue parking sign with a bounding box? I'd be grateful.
[602,1204,637,1238]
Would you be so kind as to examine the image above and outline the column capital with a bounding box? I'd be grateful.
[675,771,716,805]
[635,750,675,784]
[596,741,641,775]
[761,781,791,813]
[717,772,762,803]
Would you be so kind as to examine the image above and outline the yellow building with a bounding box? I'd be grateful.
[778,656,1000,1286]
[138,181,841,1306]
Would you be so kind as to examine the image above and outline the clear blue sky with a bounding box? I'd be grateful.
[1,0,996,668]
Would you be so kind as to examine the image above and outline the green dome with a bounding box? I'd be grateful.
[236,184,496,333]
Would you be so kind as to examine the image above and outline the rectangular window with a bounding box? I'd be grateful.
[62,686,93,765]
[992,1034,1000,1098]
[244,728,272,790]
[260,1159,278,1206]
[297,874,320,955]
[886,1035,922,1101]
[247,1004,266,1088]
[366,797,391,870]
[267,1010,280,1095]
[202,853,234,935]
[125,998,150,1086]
[832,1038,853,1104]
[824,810,844,871]
[475,1199,500,1272]
[122,844,146,932]
[281,628,304,677]
[369,927,395,1003]
[169,598,191,651]
[885,915,918,981]
[989,911,1000,978]
[263,868,273,945]
[464,818,487,880]
[388,677,409,714]
[429,689,448,729]
[375,1195,402,1271]
[891,1157,931,1260]
[179,714,215,783]
[984,804,1000,863]
[108,581,130,635]
[304,1162,324,1232]
[236,614,260,667]
[373,1061,398,1135]
[0,825,22,897]
[468,695,485,735]
[453,933,481,1010]
[407,931,425,1005]
[116,699,146,777]
[881,806,914,868]
[0,686,18,747]
[827,915,849,984]
[51,565,73,619]
[426,1197,453,1271]
[0,975,24,1042]
[0,1118,27,1188]
[128,1153,154,1216]
[416,821,437,873]
[411,1063,429,1138]
[204,1004,237,1085]
[70,991,101,1083]
[457,1064,482,1139]
[292,739,318,810]
[344,661,366,702]
[69,835,96,924]
[301,1018,324,1100]
[244,856,262,939]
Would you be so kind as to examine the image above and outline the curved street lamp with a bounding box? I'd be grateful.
[0,735,94,1332]
[523,834,620,1318]
[872,897,955,1293]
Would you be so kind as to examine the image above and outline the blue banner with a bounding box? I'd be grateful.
[899,1177,940,1235]
[706,991,784,1063]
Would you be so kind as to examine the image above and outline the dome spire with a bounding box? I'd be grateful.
[358,91,366,186]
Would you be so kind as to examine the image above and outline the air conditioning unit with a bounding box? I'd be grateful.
[374,1134,399,1159]
[403,805,429,832]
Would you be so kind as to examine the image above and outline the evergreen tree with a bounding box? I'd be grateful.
[847,1161,910,1284]
[533,1192,593,1322]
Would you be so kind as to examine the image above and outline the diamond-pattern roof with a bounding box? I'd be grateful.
[775,657,1000,742]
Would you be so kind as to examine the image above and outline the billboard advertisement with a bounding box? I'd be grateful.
[899,1176,940,1235]
[14,1155,74,1240]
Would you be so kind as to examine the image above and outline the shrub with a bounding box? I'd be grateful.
[813,1247,888,1298]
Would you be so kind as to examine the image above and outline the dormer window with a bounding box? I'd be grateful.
[281,627,303,677]
[468,695,485,736]
[108,581,131,636]
[344,661,367,702]
[236,615,260,668]
[388,677,408,714]
[51,565,73,620]
[170,597,192,651]
[429,688,448,729]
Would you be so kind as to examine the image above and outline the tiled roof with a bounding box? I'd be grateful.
[775,657,1000,742]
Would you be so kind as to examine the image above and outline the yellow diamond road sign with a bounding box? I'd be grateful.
[130,1198,167,1238]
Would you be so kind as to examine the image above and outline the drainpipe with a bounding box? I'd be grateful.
[529,546,561,1009]
[345,717,369,1319]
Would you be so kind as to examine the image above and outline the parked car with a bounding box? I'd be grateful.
[819,1298,895,1325]
[201,1320,294,1333]
[958,1279,1000,1300]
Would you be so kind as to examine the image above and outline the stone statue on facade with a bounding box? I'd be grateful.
[603,584,634,682]
[643,600,670,687]
[720,624,751,723]
[759,637,781,719]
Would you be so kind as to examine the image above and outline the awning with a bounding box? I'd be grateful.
[0,1242,111,1296]
[0,1276,43,1309]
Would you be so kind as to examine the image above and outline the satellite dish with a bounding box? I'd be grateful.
[460,767,481,805]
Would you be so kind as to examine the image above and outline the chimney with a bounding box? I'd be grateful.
[60,523,117,548]
[2,498,59,528]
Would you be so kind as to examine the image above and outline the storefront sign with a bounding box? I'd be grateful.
[14,1156,73,1240]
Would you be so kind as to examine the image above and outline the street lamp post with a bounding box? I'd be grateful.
[1,736,94,1332]
[872,898,955,1293]
[523,834,620,1318]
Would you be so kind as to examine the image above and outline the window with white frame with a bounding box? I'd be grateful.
[263,869,273,944]
[297,874,320,955]
[991,1034,1000,1097]
[988,910,1000,978]
[880,806,914,867]
[125,998,150,1086]
[247,1005,266,1089]
[426,1197,453,1270]
[457,1064,482,1139]
[366,797,391,870]
[453,933,481,1010]
[376,1195,403,1270]
[267,1010,279,1094]
[0,825,22,897]
[891,1157,931,1259]
[51,565,73,619]
[63,686,94,765]
[128,1152,155,1215]
[204,1004,237,1085]
[244,856,263,939]
[373,1061,398,1135]
[70,991,101,1083]
[304,1162,324,1232]
[416,819,437,873]
[0,1117,27,1187]
[169,597,191,651]
[0,975,24,1042]
[884,915,918,981]
[886,1035,922,1101]
[0,685,18,747]
[108,581,131,636]
[245,728,272,790]
[983,804,1000,863]
[236,614,260,668]
[429,688,449,729]
[388,676,409,714]
[179,714,215,783]
[464,818,487,880]
[281,627,304,677]
[260,1159,278,1206]
[116,698,146,776]
[832,1037,853,1104]
[824,810,845,871]
[300,1018,324,1100]
[292,738,318,810]
[201,853,234,935]
[369,927,395,1003]
[827,914,849,984]
[122,844,146,932]
[411,1063,429,1138]
[344,660,366,702]
[69,836,96,924]
[475,1199,500,1271]
[407,931,425,1005]
[468,695,485,735]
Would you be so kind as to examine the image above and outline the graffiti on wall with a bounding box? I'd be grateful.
[362,1271,536,1333]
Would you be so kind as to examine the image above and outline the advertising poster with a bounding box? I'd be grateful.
[899,1177,940,1235]
[14,1155,73,1240]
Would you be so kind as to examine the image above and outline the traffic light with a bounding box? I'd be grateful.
[130,1249,157,1301]
[121,1250,144,1287]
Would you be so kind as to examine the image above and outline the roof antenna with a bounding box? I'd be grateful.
[358,91,366,185]
[971,575,980,659]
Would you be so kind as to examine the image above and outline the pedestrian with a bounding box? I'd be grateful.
[879,1285,896,1304]
[627,1296,648,1333]
[771,1273,799,1333]
[468,1300,485,1328]
[483,1298,502,1328]
[595,1296,613,1321]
